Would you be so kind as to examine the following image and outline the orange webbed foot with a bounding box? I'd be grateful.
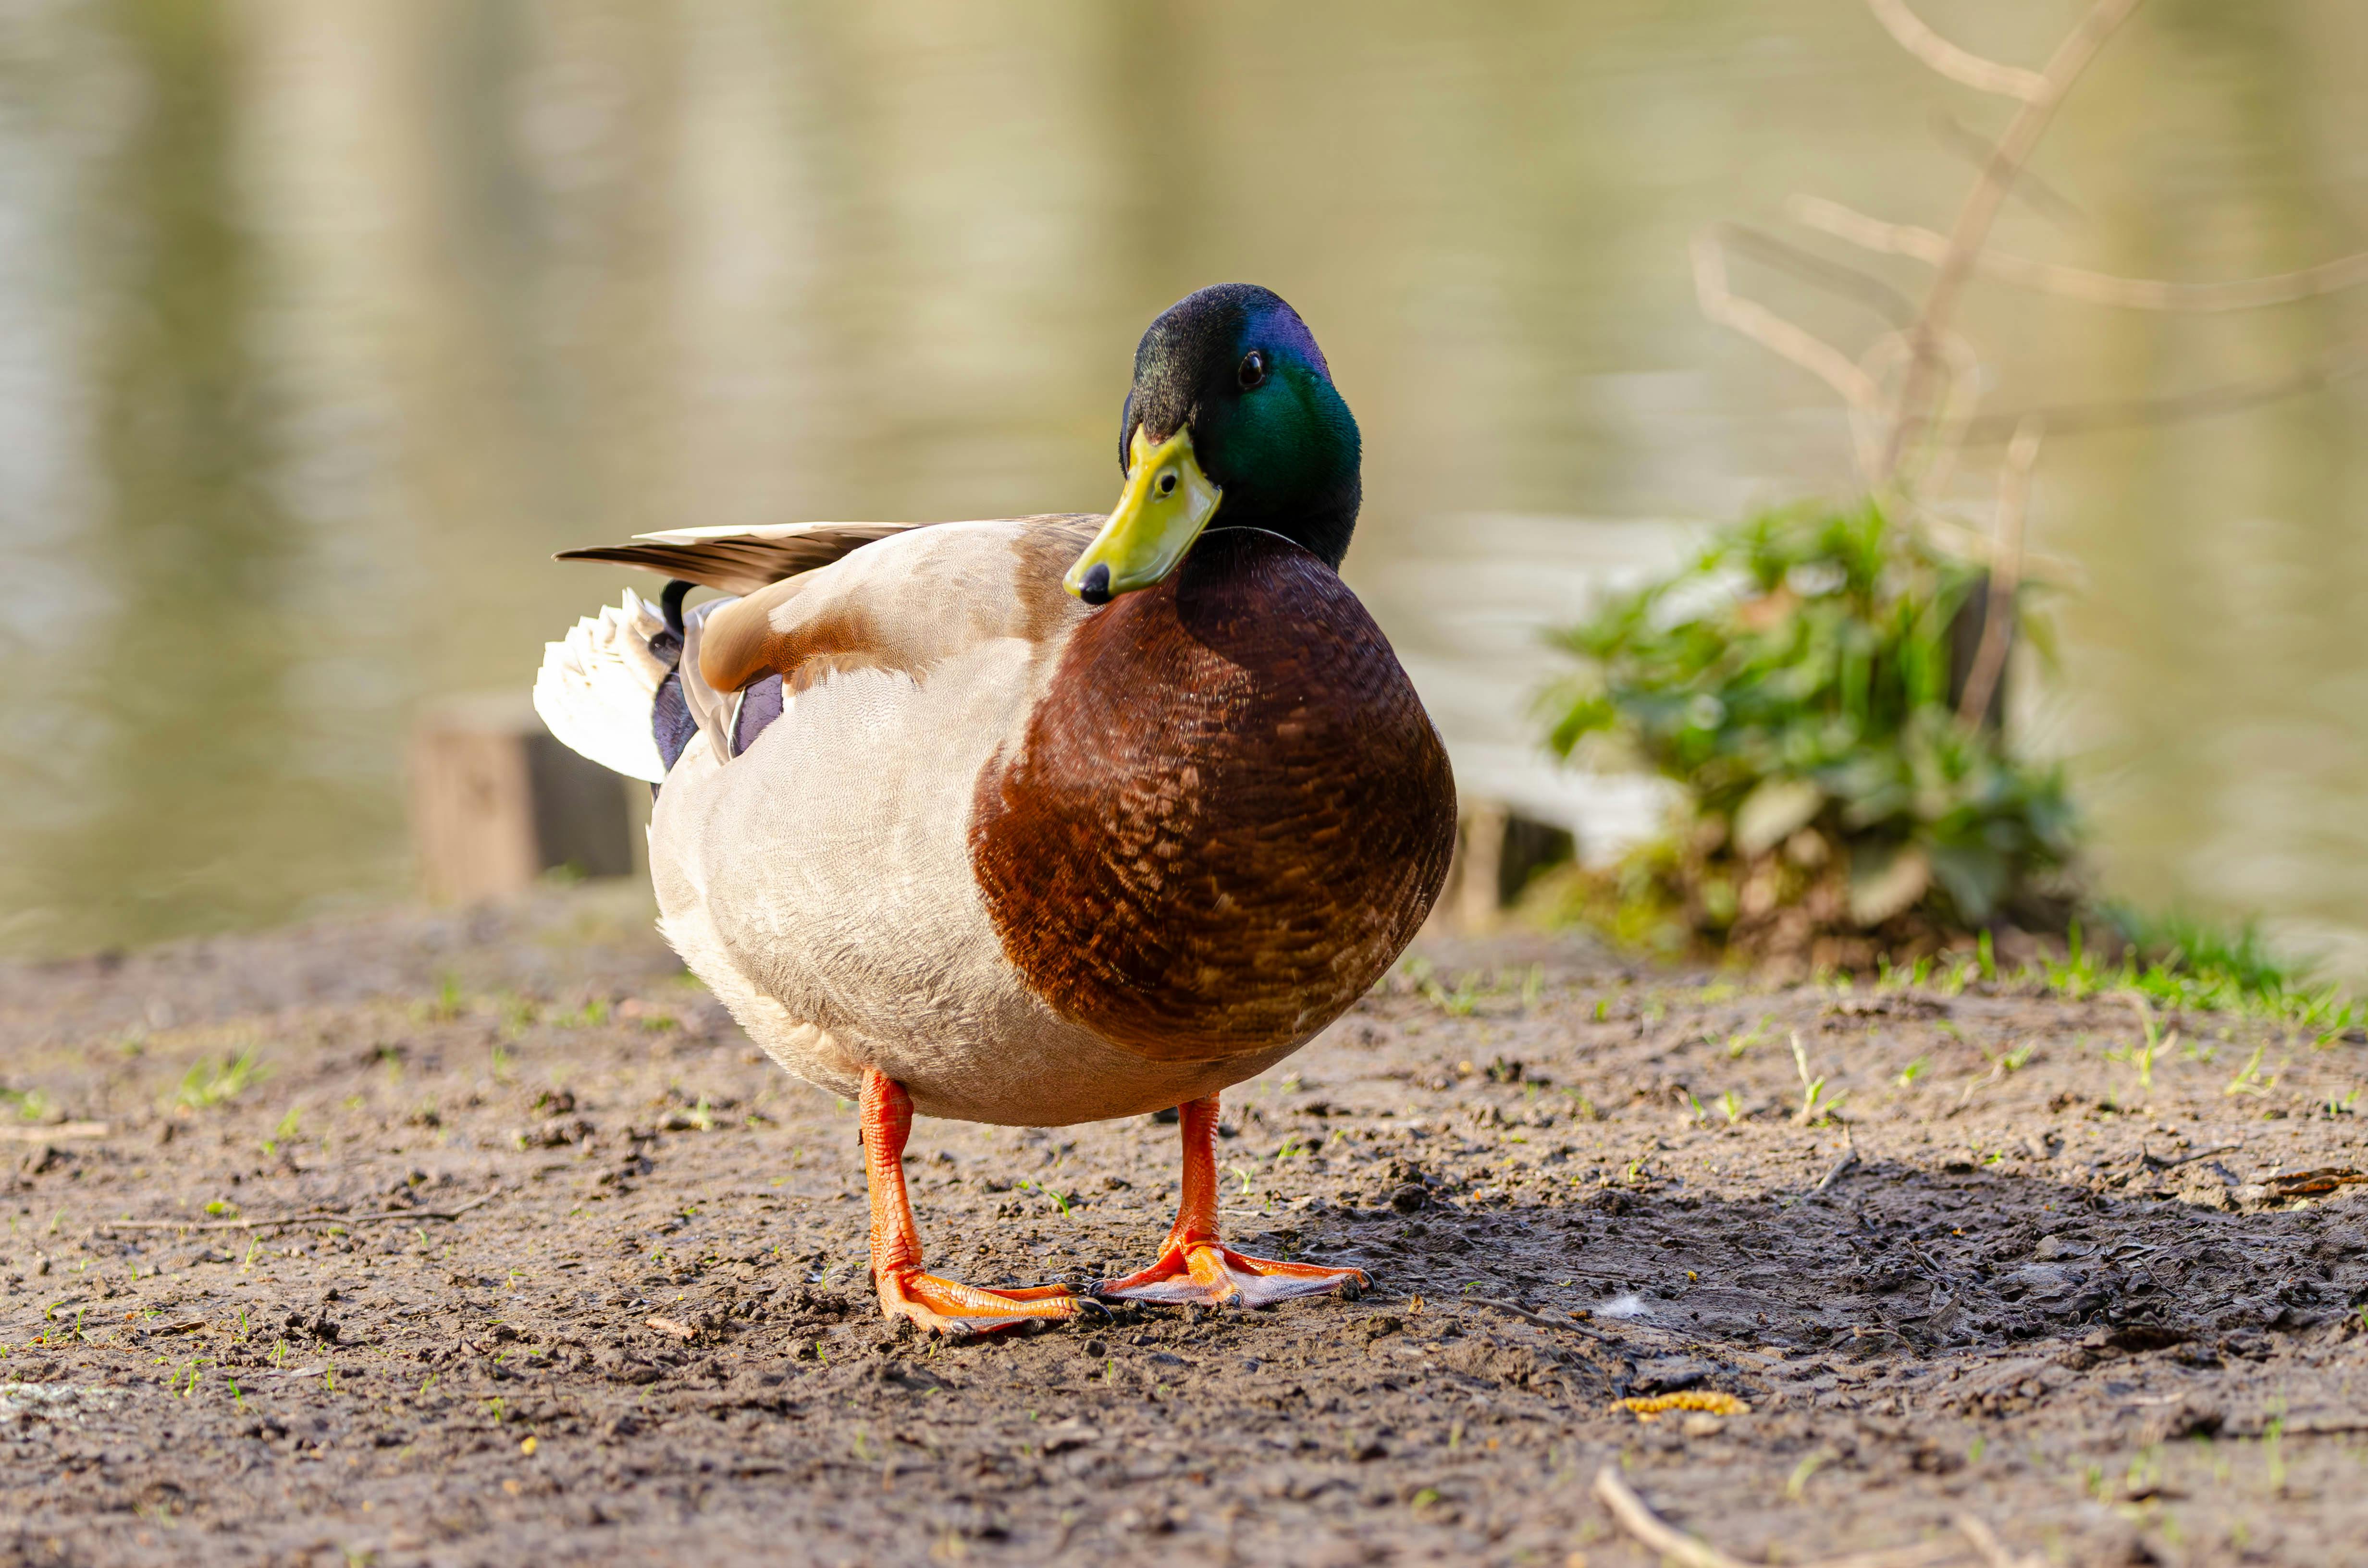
[858,1069,1084,1338]
[876,1268,1079,1338]
[1097,1093,1371,1309]
[1090,1241,1367,1310]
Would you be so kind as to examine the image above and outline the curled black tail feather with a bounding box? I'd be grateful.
[661,579,692,643]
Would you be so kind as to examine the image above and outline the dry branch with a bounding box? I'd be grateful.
[1858,327,1985,500]
[1693,232,1883,416]
[1865,0,2046,100]
[1881,0,2147,480]
[1813,1146,1863,1194]
[1469,1296,1605,1337]
[1591,1466,1977,1568]
[93,1186,501,1234]
[1714,221,1920,327]
[1793,195,2368,312]
[1704,0,2348,503]
[2140,1141,2239,1171]
[1957,418,2040,726]
[1957,345,2368,443]
[1955,1513,2047,1568]
[1591,1466,1760,1568]
[0,1122,109,1143]
[1929,111,2086,228]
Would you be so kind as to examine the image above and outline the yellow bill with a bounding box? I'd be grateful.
[1064,426,1222,603]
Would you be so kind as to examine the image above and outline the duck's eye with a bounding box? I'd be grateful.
[1237,350,1267,391]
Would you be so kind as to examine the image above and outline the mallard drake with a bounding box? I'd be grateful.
[536,283,1456,1334]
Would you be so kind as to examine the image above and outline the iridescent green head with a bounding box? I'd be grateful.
[1067,284,1361,603]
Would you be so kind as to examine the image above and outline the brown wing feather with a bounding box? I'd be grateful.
[556,522,932,597]
[699,515,1100,694]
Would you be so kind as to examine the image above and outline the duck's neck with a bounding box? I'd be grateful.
[1210,488,1358,572]
[1109,528,1324,676]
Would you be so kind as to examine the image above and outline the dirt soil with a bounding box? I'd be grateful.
[2,886,2365,1568]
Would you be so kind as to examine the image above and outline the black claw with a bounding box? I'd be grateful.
[1074,1296,1115,1321]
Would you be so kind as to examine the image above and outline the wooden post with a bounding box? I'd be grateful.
[1430,801,1578,934]
[408,695,638,903]
[1947,570,2012,731]
[1455,801,1509,932]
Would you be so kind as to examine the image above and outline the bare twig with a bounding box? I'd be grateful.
[1929,111,2086,228]
[1957,418,2039,726]
[1866,0,2046,99]
[1948,1060,2007,1116]
[1793,195,2368,313]
[1957,346,2368,443]
[1859,327,1984,499]
[1813,1147,1863,1194]
[2140,1142,2240,1171]
[1470,1297,1607,1337]
[1955,1513,2046,1568]
[93,1187,501,1234]
[0,1123,109,1144]
[1693,231,1884,423]
[1593,1466,1972,1568]
[1592,1466,1756,1568]
[1882,0,2147,482]
[1715,221,1920,327]
[1911,513,2076,587]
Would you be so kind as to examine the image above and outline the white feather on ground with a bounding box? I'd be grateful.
[533,588,672,783]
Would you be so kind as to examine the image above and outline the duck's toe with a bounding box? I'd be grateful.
[876,1269,1079,1337]
[1090,1243,1367,1311]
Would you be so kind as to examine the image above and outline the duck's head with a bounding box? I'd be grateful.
[1065,283,1360,605]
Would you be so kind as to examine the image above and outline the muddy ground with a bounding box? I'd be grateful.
[2,885,2364,1568]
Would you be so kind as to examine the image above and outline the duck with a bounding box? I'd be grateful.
[535,283,1457,1335]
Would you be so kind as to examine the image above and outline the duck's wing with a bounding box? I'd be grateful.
[556,521,937,597]
[546,514,1102,776]
[691,514,1102,698]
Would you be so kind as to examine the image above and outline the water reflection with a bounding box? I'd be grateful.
[0,1,2362,969]
[3,0,370,951]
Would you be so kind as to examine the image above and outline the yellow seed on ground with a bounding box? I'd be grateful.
[519,1436,538,1456]
[1613,1391,1750,1421]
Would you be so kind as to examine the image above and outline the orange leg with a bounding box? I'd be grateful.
[1092,1094,1369,1309]
[863,1069,1077,1337]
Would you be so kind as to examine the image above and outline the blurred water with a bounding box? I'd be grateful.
[1,1,2364,970]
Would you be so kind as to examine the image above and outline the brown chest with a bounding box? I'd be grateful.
[968,533,1455,1063]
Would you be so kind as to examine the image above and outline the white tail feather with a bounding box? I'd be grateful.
[533,588,672,783]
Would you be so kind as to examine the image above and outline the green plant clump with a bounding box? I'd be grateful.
[171,1047,266,1112]
[1542,501,2078,967]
